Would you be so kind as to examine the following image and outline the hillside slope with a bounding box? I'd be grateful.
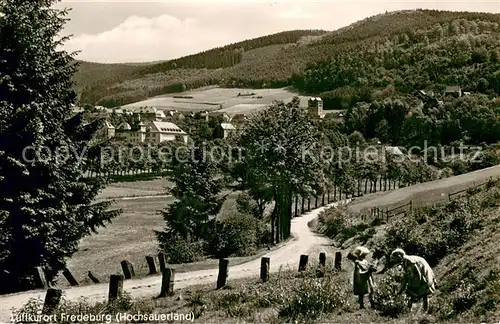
[75,10,500,107]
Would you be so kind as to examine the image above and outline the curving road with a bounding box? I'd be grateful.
[0,200,345,322]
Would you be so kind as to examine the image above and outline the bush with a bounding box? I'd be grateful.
[207,214,263,258]
[433,267,500,321]
[317,205,370,244]
[371,268,410,318]
[158,236,206,264]
[278,276,351,322]
[381,199,483,267]
[11,292,133,323]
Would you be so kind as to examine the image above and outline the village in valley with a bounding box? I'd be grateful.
[1,2,500,324]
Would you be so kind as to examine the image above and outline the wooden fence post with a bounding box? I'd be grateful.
[34,267,48,289]
[318,252,326,278]
[327,190,330,203]
[120,260,135,279]
[88,271,100,284]
[409,200,413,212]
[146,256,157,275]
[334,252,342,270]
[62,268,79,286]
[295,196,298,217]
[217,258,229,289]
[260,257,270,282]
[108,274,124,302]
[159,268,175,297]
[298,254,309,272]
[158,252,166,271]
[319,252,326,267]
[42,288,62,314]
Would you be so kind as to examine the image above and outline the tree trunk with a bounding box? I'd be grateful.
[270,204,276,245]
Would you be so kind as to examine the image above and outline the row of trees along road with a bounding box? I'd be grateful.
[157,97,439,248]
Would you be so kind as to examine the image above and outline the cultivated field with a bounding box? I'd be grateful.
[120,87,311,113]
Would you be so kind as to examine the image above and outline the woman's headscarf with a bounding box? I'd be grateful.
[351,246,371,260]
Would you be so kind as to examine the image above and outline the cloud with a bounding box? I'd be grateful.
[65,14,235,63]
[61,0,500,63]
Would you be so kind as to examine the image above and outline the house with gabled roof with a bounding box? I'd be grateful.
[214,122,237,139]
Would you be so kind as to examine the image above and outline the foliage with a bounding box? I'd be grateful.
[278,276,350,322]
[11,292,134,323]
[76,11,500,110]
[371,268,411,318]
[380,198,484,268]
[157,235,206,264]
[78,30,327,106]
[183,266,352,323]
[0,0,120,293]
[432,266,500,321]
[206,214,262,258]
[156,143,225,249]
[238,97,328,243]
[316,204,370,244]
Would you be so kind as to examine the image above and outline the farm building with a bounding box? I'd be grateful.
[214,122,237,139]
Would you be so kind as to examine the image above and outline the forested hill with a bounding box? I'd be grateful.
[76,10,500,107]
[75,30,328,105]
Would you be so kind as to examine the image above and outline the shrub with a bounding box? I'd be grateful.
[278,276,350,322]
[433,267,500,321]
[381,199,483,267]
[206,214,262,258]
[317,205,370,244]
[159,236,206,264]
[11,292,133,323]
[371,268,410,318]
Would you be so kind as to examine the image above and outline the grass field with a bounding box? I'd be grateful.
[120,87,311,113]
[58,189,264,288]
[97,178,172,199]
[347,164,500,214]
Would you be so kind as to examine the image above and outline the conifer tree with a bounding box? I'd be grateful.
[0,0,120,293]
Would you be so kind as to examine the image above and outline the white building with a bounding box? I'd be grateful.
[145,121,188,144]
[114,121,188,144]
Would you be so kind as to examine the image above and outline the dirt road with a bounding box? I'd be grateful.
[0,200,345,323]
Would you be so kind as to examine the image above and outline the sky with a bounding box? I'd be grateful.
[57,0,500,63]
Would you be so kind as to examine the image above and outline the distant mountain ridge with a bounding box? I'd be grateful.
[74,9,500,107]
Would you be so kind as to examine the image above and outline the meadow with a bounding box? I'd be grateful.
[120,86,311,114]
[57,179,274,288]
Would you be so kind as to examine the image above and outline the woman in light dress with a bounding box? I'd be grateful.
[390,248,437,312]
[348,246,378,309]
